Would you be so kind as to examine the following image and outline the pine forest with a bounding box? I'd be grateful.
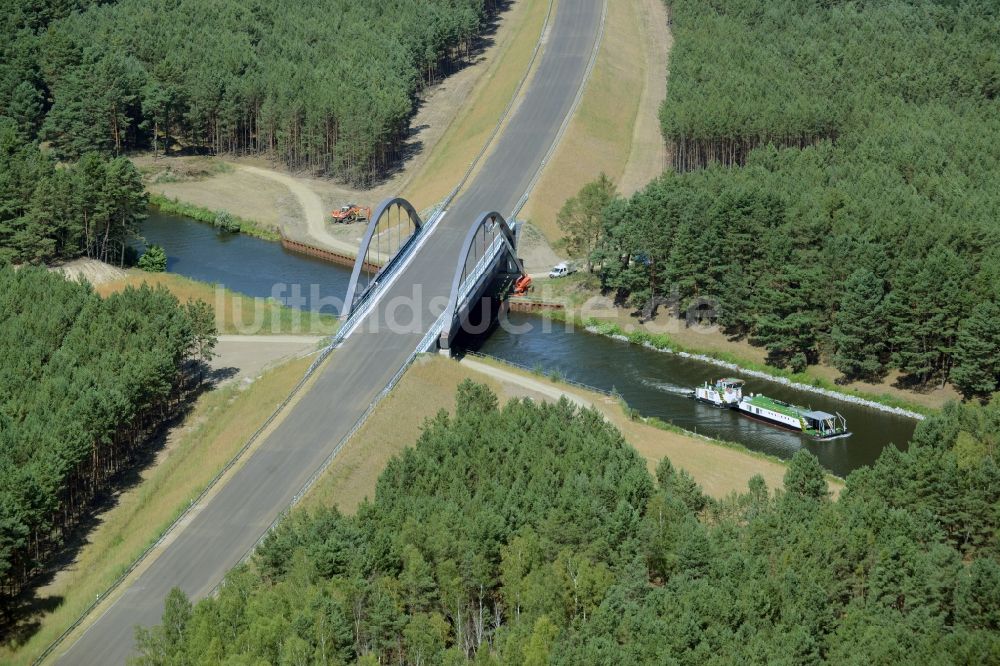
[558,0,1000,397]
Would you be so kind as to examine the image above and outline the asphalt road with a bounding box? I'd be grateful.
[57,2,604,663]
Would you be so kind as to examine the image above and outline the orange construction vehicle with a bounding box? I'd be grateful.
[331,204,371,224]
[512,274,532,295]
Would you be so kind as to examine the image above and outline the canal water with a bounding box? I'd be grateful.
[136,211,351,314]
[457,316,915,478]
[138,212,917,477]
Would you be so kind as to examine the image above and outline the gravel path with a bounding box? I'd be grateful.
[237,166,364,255]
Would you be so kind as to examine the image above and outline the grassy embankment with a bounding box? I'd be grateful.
[139,158,280,240]
[96,271,339,337]
[4,356,314,665]
[405,0,552,210]
[301,355,842,516]
[523,0,653,241]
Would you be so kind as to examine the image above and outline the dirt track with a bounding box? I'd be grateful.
[211,335,322,386]
[236,166,364,256]
[140,2,542,257]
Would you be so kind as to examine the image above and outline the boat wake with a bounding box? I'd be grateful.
[642,378,694,396]
[816,432,853,441]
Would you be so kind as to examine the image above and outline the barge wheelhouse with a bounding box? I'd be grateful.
[694,378,745,407]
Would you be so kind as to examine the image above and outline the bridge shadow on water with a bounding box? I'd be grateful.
[448,273,515,352]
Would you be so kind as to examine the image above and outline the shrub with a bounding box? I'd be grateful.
[138,244,168,272]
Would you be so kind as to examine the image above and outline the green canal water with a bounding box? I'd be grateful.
[137,210,918,478]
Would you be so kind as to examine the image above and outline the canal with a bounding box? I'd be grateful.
[138,211,918,477]
[138,211,351,313]
[456,315,915,478]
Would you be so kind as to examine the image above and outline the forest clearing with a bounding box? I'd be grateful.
[135,0,671,268]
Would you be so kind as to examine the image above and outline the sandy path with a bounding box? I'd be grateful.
[460,357,592,408]
[141,3,549,265]
[216,335,324,344]
[211,335,321,386]
[237,166,364,256]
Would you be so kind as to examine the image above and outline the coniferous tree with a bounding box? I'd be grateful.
[138,244,167,272]
[951,301,1000,400]
[783,450,829,503]
[831,269,888,381]
[557,173,616,273]
[0,266,216,608]
[580,0,1000,394]
[138,384,1000,663]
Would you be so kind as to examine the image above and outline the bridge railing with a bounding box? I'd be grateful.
[456,233,506,309]
[420,308,451,353]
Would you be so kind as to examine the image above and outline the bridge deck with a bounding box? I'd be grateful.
[58,2,604,662]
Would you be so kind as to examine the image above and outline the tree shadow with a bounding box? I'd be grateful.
[1,594,64,651]
[208,365,240,385]
[0,370,216,647]
[364,0,514,186]
[892,373,935,394]
[172,145,213,157]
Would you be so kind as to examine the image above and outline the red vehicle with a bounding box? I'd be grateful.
[331,204,371,224]
[512,275,533,295]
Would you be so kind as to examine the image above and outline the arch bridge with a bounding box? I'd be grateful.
[340,198,525,352]
[438,210,523,351]
[343,197,424,318]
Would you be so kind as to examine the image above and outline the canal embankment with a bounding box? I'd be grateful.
[583,322,927,420]
[529,279,952,417]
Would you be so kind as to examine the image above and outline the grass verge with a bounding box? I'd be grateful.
[406,0,551,211]
[640,415,844,489]
[96,270,339,336]
[2,356,313,665]
[524,0,645,241]
[149,194,281,242]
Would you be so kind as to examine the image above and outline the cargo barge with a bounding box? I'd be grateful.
[693,379,850,439]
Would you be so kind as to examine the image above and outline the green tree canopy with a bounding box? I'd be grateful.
[140,384,1000,664]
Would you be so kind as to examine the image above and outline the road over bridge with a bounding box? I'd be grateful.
[57,1,605,662]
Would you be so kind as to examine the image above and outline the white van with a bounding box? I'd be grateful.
[548,262,576,278]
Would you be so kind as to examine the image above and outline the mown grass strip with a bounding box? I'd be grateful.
[96,271,339,337]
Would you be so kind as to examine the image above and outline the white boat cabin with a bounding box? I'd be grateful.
[695,378,745,407]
